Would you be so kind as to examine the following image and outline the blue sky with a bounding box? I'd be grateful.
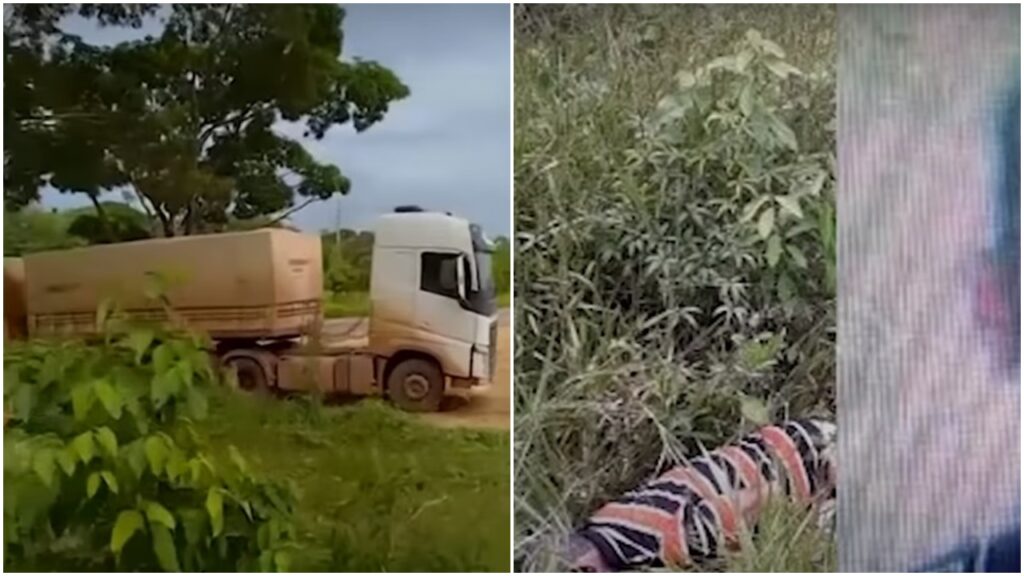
[43,4,511,236]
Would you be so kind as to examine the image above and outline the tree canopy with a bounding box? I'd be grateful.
[4,4,409,236]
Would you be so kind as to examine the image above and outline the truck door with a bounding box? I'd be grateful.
[414,251,476,376]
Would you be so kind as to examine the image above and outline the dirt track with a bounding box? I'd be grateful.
[322,310,510,430]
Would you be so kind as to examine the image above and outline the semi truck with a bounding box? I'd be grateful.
[6,207,499,412]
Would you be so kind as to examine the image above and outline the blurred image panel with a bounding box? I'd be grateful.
[838,4,1019,572]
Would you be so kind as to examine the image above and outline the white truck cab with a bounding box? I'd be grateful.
[364,207,499,409]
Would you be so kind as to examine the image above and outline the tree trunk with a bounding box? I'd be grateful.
[87,194,116,243]
[154,208,175,238]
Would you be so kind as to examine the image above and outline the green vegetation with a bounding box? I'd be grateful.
[323,290,508,319]
[4,203,150,256]
[724,500,836,572]
[5,4,407,237]
[199,391,510,571]
[4,313,296,571]
[323,291,371,319]
[514,4,835,571]
[4,311,510,571]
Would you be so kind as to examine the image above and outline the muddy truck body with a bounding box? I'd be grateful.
[6,208,499,412]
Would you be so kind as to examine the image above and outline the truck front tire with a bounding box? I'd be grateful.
[387,358,444,412]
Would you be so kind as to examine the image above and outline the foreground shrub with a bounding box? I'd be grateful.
[3,314,297,571]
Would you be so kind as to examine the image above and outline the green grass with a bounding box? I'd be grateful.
[325,291,510,318]
[323,291,370,318]
[723,499,836,572]
[196,388,510,572]
[514,4,835,572]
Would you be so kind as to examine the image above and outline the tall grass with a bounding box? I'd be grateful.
[199,390,510,572]
[513,5,836,571]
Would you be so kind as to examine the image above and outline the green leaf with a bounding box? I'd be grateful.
[770,117,799,151]
[180,509,206,547]
[176,360,195,390]
[151,524,180,571]
[72,432,96,464]
[144,501,176,530]
[739,83,753,116]
[71,384,96,421]
[185,388,208,420]
[707,55,738,72]
[151,372,180,407]
[94,378,123,419]
[111,509,145,554]
[275,550,292,572]
[740,196,770,223]
[228,445,250,476]
[736,49,754,72]
[145,436,168,476]
[206,488,224,537]
[125,441,147,479]
[804,170,826,197]
[189,459,204,484]
[766,235,782,268]
[675,70,696,89]
[739,394,771,426]
[759,38,787,59]
[126,329,154,364]
[775,195,803,219]
[757,207,775,239]
[32,450,56,487]
[259,550,274,572]
[11,384,34,421]
[56,448,77,476]
[87,472,102,498]
[152,344,173,375]
[778,273,796,301]
[786,244,808,269]
[764,58,801,79]
[165,450,188,482]
[101,470,119,494]
[95,426,119,458]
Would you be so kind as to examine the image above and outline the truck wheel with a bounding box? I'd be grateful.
[387,358,444,412]
[225,356,270,393]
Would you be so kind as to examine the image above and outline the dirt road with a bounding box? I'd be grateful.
[322,310,510,430]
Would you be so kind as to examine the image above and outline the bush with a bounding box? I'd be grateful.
[3,311,297,571]
[492,236,511,295]
[514,6,835,570]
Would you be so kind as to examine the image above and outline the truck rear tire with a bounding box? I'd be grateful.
[224,356,270,393]
[387,358,444,412]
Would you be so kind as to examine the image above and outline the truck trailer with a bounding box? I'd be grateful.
[8,208,499,412]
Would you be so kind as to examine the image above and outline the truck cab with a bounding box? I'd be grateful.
[365,208,499,409]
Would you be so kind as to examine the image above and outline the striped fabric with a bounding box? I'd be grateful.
[572,420,836,571]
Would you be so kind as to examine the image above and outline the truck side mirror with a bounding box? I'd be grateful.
[456,254,468,301]
[467,254,479,292]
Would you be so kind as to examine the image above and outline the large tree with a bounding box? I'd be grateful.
[4,4,409,236]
